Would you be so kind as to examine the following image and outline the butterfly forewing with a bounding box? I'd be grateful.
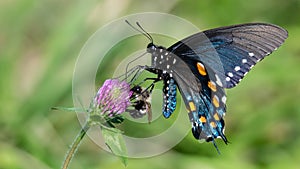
[168,23,288,88]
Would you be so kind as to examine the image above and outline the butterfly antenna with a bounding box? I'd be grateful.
[136,22,153,43]
[125,20,153,43]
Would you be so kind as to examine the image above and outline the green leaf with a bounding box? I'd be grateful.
[101,127,128,166]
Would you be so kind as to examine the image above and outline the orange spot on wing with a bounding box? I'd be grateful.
[213,95,220,108]
[199,116,207,123]
[189,101,196,111]
[208,81,217,92]
[210,122,217,128]
[197,62,207,76]
[213,113,220,121]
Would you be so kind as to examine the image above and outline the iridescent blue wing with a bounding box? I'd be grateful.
[168,23,288,88]
[161,53,228,147]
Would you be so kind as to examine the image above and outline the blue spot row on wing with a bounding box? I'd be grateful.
[163,78,177,118]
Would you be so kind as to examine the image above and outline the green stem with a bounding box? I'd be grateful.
[61,122,90,169]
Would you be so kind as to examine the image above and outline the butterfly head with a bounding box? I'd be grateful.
[147,43,157,53]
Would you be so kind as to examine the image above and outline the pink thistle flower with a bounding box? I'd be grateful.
[94,79,132,117]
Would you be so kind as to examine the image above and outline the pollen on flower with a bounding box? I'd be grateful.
[94,79,132,116]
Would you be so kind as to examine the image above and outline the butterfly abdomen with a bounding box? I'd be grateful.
[162,78,177,118]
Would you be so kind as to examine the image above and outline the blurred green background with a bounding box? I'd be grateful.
[1,0,300,169]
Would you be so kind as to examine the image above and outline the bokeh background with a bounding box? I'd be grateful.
[1,0,300,169]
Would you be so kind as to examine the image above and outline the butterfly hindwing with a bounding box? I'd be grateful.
[189,61,228,143]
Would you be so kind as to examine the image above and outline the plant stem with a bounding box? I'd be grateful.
[61,122,90,169]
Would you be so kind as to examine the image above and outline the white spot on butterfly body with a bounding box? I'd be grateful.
[234,66,241,71]
[249,52,254,57]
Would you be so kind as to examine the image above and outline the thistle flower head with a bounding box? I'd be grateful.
[94,79,132,117]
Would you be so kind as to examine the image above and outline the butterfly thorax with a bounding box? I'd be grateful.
[147,43,176,76]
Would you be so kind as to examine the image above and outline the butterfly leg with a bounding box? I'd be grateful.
[126,65,151,84]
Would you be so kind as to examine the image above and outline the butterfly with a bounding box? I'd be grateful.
[126,21,288,152]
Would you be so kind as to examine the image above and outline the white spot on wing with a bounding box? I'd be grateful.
[226,77,231,81]
[249,52,254,57]
[221,96,227,103]
[242,59,247,63]
[215,74,223,87]
[173,59,176,64]
[234,66,241,71]
[227,72,233,77]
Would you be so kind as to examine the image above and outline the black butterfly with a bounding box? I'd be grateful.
[127,21,288,152]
